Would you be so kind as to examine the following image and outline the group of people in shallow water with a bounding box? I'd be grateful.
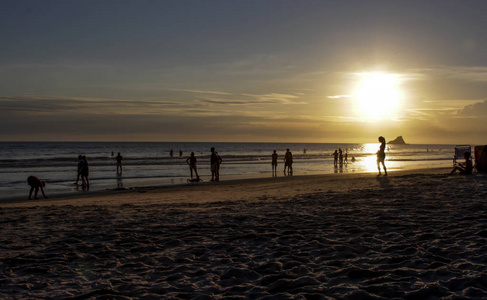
[271,149,294,177]
[183,147,223,182]
[26,136,476,199]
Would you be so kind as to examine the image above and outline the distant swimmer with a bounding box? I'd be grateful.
[377,136,387,176]
[27,176,47,200]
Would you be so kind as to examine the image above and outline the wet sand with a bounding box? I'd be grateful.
[2,168,487,299]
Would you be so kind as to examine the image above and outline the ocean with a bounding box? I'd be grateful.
[0,142,458,200]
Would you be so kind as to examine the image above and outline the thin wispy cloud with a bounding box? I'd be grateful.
[327,95,352,99]
[169,89,233,95]
[0,96,186,115]
[242,93,306,105]
[415,66,487,82]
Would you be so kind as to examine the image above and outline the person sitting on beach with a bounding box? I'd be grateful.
[186,152,200,181]
[450,152,473,175]
[28,176,47,200]
[116,152,123,175]
[377,136,387,176]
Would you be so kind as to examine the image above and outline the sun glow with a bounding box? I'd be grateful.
[353,73,403,119]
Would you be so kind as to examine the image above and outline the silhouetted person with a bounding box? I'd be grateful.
[271,150,278,176]
[344,152,348,164]
[186,152,200,180]
[450,152,473,175]
[215,151,223,181]
[170,149,174,157]
[75,154,83,185]
[210,147,218,181]
[284,149,293,175]
[333,150,338,167]
[80,156,90,188]
[28,176,47,200]
[339,148,343,166]
[116,152,123,175]
[377,136,387,176]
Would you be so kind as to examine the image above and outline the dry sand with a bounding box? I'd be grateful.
[1,168,487,299]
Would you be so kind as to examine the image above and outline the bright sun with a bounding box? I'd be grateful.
[353,72,403,119]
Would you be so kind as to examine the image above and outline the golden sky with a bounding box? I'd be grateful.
[1,1,487,144]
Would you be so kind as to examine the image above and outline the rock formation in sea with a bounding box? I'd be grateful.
[388,136,406,144]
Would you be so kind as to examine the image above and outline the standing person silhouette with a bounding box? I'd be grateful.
[284,149,293,175]
[377,136,387,176]
[80,156,90,188]
[210,147,218,181]
[215,151,223,181]
[116,152,123,175]
[27,176,47,200]
[333,150,338,167]
[74,155,83,185]
[271,150,278,177]
[186,152,200,180]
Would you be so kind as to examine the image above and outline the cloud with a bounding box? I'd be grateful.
[327,95,352,99]
[169,89,233,95]
[242,93,306,104]
[0,95,186,115]
[457,100,487,117]
[195,92,306,106]
[415,66,487,82]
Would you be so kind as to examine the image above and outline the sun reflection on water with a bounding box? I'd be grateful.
[359,143,380,173]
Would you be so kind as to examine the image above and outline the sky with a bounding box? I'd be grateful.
[1,0,487,144]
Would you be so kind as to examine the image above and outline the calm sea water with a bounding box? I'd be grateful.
[0,142,458,200]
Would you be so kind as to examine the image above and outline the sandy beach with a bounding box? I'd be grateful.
[1,168,487,299]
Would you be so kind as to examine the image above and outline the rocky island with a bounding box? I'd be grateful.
[388,136,407,145]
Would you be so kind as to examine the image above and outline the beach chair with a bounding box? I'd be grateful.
[453,145,471,167]
[474,145,487,173]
